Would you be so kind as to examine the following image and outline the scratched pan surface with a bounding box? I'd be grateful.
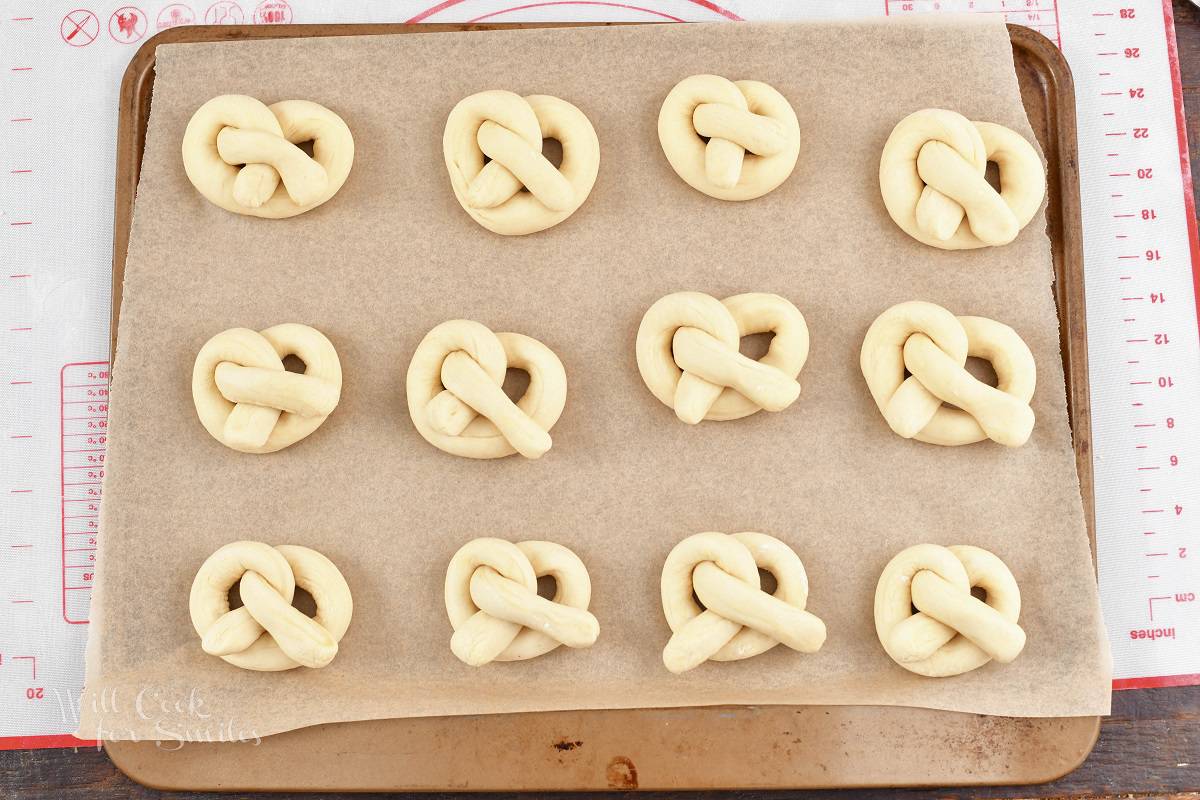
[104,23,1096,792]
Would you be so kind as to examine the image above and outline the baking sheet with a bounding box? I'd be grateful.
[80,17,1111,742]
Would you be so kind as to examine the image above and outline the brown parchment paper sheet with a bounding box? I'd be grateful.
[80,18,1111,742]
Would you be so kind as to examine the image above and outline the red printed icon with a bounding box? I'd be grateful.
[156,2,194,30]
[109,6,146,42]
[60,9,99,47]
[204,0,243,24]
[253,0,292,24]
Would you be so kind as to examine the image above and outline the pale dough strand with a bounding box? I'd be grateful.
[444,538,599,666]
[875,543,1025,677]
[182,95,354,218]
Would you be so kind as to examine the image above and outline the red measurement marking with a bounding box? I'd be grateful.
[1147,552,1169,557]
[1133,402,1145,407]
[1107,132,1128,136]
[1122,296,1144,300]
[11,169,31,174]
[1119,254,1141,258]
[1127,338,1149,343]
[10,273,31,278]
[1138,466,1162,471]
[9,380,32,385]
[9,435,31,440]
[1120,276,1133,281]
[1101,91,1123,96]
[1112,193,1125,197]
[1131,381,1153,385]
[10,118,32,122]
[1137,445,1148,449]
[1115,213,1137,218]
[1128,360,1141,364]
[1093,11,1114,15]
[1143,509,1166,513]
[9,544,32,549]
[9,222,32,227]
[1111,172,1132,177]
[10,600,32,605]
[1134,423,1157,428]
[10,489,32,494]
[10,327,32,331]
[11,16,32,20]
[1098,52,1119,56]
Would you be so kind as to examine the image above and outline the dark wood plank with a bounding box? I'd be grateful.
[4,3,1200,797]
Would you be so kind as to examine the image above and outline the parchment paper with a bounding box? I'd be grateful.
[80,18,1112,742]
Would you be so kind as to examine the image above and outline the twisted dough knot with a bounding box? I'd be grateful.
[637,292,809,424]
[879,108,1045,249]
[192,324,342,454]
[182,95,354,218]
[658,74,800,201]
[445,538,599,666]
[443,90,599,235]
[190,541,353,672]
[407,320,567,459]
[661,532,825,674]
[860,301,1036,447]
[875,544,1025,677]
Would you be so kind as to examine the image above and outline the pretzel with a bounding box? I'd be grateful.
[192,324,342,454]
[879,108,1045,249]
[637,291,809,423]
[182,95,354,218]
[445,538,599,666]
[407,320,566,459]
[660,532,825,673]
[658,74,800,201]
[443,90,599,235]
[860,301,1036,447]
[190,541,353,672]
[875,543,1025,677]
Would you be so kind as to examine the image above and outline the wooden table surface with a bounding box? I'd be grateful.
[4,4,1200,798]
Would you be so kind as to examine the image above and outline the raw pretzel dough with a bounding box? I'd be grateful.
[189,541,353,672]
[182,95,354,218]
[875,543,1025,677]
[658,74,801,201]
[879,108,1045,249]
[860,300,1036,446]
[192,323,342,454]
[637,291,808,423]
[660,531,826,674]
[444,538,599,666]
[406,319,566,459]
[443,90,599,235]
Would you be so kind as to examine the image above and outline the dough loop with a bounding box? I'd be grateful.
[660,531,826,674]
[636,291,808,424]
[182,95,354,218]
[192,324,342,454]
[658,74,800,200]
[860,301,1036,447]
[875,543,1025,677]
[190,541,353,672]
[407,320,566,459]
[443,90,599,235]
[444,538,599,666]
[879,108,1045,249]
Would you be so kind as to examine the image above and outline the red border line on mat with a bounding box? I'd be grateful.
[406,0,740,23]
[1114,672,1200,690]
[0,734,96,752]
[1162,0,1200,347]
